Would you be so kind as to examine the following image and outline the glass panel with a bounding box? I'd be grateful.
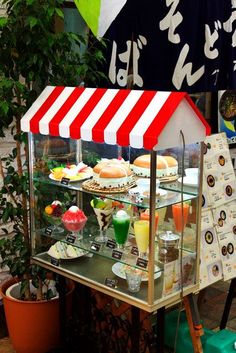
[30,133,201,307]
[154,197,198,300]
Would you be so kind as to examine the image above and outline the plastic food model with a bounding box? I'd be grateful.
[44,200,64,233]
[132,155,178,178]
[51,162,92,181]
[91,197,114,243]
[93,158,133,189]
[62,206,87,240]
[113,209,131,249]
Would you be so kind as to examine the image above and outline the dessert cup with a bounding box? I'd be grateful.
[134,220,149,258]
[125,268,142,293]
[62,218,87,241]
[113,211,130,250]
[93,207,114,243]
[44,213,64,234]
[172,203,190,234]
[140,210,158,233]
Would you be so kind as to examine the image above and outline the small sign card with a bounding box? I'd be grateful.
[131,246,139,256]
[136,257,148,269]
[106,239,116,249]
[112,249,123,260]
[45,227,52,236]
[60,177,70,185]
[105,278,118,288]
[90,241,101,252]
[50,257,60,266]
[66,234,76,244]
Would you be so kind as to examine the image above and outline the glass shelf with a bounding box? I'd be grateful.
[37,220,197,274]
[33,176,198,210]
[38,227,160,273]
[159,179,198,196]
[32,252,161,304]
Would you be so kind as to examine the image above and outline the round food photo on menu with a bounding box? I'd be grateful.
[207,175,215,188]
[227,242,234,255]
[220,210,226,221]
[219,90,236,131]
[225,185,233,197]
[218,155,226,166]
[218,218,223,227]
[221,245,227,256]
[212,264,220,277]
[204,230,214,245]
[202,195,205,207]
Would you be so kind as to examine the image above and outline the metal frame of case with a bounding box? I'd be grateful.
[22,87,210,312]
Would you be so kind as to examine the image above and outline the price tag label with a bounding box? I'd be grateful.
[136,257,148,269]
[131,246,139,256]
[61,177,70,185]
[66,234,76,244]
[90,242,101,252]
[112,250,123,260]
[50,257,60,266]
[106,239,116,249]
[45,227,52,236]
[105,278,118,288]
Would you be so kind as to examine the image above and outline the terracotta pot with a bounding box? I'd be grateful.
[0,278,75,353]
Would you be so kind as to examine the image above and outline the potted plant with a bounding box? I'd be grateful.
[0,1,106,352]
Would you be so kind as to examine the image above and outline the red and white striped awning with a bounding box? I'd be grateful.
[21,86,211,150]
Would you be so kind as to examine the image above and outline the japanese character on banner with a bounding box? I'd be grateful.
[108,35,147,88]
[159,0,183,44]
[159,0,236,89]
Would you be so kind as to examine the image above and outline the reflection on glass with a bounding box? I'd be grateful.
[157,207,167,233]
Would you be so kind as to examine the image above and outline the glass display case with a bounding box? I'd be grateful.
[21,86,211,312]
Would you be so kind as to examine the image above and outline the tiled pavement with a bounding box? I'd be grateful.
[199,280,236,331]
[0,280,236,353]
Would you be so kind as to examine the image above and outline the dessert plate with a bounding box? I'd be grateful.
[178,176,198,187]
[112,262,161,281]
[49,167,93,182]
[47,241,88,260]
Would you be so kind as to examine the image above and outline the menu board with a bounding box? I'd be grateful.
[200,133,236,289]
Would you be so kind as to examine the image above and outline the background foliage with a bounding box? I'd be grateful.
[0,0,106,299]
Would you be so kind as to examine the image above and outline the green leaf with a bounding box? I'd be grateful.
[0,17,7,27]
[0,238,6,247]
[28,16,38,29]
[7,166,15,174]
[0,101,9,115]
[2,209,10,223]
[47,7,55,17]
[55,8,64,19]
[46,288,54,300]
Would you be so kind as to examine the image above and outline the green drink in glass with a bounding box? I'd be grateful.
[113,210,130,250]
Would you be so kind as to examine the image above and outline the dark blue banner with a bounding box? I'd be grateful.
[104,0,236,93]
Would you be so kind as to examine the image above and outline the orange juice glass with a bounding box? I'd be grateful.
[172,203,190,233]
[140,210,158,232]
